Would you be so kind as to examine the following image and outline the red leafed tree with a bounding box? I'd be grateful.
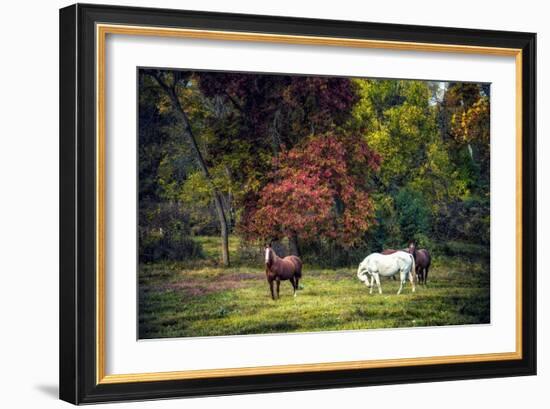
[240,132,380,247]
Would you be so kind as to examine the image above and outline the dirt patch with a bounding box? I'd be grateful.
[331,270,354,281]
[224,272,258,281]
[156,271,261,297]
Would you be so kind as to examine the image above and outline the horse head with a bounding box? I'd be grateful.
[264,243,274,267]
[407,241,417,257]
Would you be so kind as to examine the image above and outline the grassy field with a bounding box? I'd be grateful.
[138,237,490,339]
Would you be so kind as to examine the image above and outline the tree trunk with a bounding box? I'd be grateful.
[213,194,230,266]
[151,73,230,266]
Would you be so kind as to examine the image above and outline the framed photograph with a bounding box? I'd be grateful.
[59,3,536,404]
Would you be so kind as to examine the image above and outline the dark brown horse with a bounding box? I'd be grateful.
[381,248,404,255]
[407,242,431,285]
[264,244,303,300]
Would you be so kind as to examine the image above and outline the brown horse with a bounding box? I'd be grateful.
[407,242,431,285]
[264,244,303,300]
[381,248,404,255]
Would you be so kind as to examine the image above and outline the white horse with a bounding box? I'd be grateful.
[357,251,416,295]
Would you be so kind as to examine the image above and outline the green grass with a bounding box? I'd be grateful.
[194,235,241,260]
[138,237,490,339]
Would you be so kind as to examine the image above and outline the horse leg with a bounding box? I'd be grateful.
[397,280,404,295]
[276,278,280,299]
[424,267,428,285]
[268,278,275,300]
[293,277,298,297]
[409,269,416,292]
[369,275,375,294]
[374,273,382,294]
[397,272,405,295]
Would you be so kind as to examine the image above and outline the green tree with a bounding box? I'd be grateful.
[142,69,231,266]
[352,79,466,245]
[395,188,431,243]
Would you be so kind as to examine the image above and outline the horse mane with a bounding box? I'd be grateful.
[266,246,280,267]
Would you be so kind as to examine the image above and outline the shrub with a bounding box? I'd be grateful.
[435,240,489,259]
[433,196,489,245]
[139,201,203,262]
[140,231,203,263]
[299,240,369,268]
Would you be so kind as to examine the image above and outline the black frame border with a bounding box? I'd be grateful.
[59,3,536,404]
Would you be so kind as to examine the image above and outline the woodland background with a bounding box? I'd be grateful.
[138,70,490,268]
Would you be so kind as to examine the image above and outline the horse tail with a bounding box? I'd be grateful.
[409,253,416,283]
[296,258,302,279]
[425,249,431,268]
[291,256,302,278]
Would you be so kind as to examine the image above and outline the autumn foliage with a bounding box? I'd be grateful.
[240,132,380,246]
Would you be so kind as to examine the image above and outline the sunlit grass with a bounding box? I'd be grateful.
[193,235,241,259]
[139,239,490,339]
